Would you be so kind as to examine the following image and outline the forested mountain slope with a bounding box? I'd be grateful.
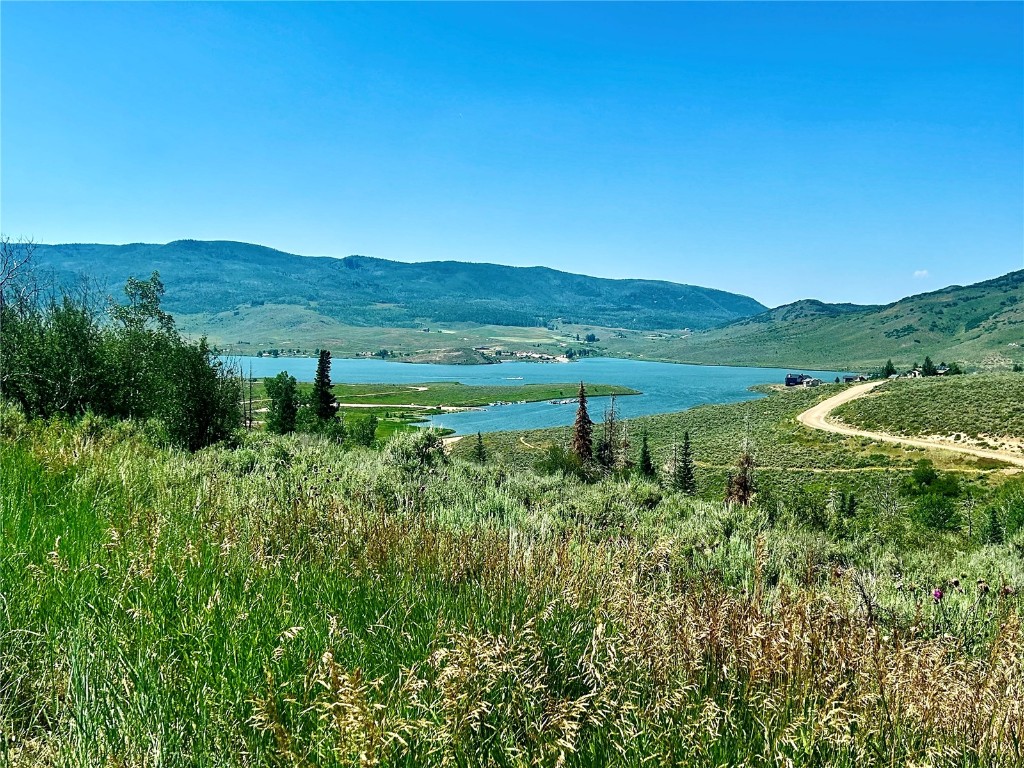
[31,240,766,330]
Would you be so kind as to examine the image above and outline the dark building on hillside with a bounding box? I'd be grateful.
[785,373,812,387]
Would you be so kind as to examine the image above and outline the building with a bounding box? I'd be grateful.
[785,373,813,387]
[802,378,824,387]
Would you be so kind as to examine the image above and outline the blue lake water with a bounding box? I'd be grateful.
[227,356,847,435]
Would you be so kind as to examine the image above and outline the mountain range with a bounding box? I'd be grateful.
[30,240,765,331]
[27,240,1023,369]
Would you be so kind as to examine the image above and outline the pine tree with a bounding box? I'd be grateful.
[571,381,593,461]
[726,440,756,506]
[638,428,656,479]
[922,356,937,377]
[472,431,487,463]
[883,359,897,377]
[311,349,336,420]
[672,431,697,494]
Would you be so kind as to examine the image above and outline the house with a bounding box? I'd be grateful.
[785,373,812,387]
[843,374,870,383]
[936,365,950,375]
[802,378,824,388]
[906,370,922,378]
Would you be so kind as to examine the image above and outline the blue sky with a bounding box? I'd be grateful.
[2,2,1021,307]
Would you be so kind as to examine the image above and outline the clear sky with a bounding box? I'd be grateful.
[2,2,1021,307]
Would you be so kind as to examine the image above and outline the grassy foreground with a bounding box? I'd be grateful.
[2,402,1024,766]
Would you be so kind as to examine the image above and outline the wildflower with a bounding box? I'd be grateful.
[977,580,989,594]
[932,588,943,603]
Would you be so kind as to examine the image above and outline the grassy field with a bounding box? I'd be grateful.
[832,373,1024,441]
[245,380,639,442]
[326,381,639,408]
[3,404,1024,766]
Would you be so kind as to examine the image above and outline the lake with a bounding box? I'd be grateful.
[228,356,847,435]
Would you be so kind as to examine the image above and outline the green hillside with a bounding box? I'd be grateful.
[832,373,1024,441]
[596,271,1024,371]
[30,240,766,331]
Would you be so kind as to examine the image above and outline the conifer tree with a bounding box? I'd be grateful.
[672,431,697,494]
[571,381,593,461]
[638,428,656,479]
[473,431,487,463]
[883,359,897,377]
[311,349,336,420]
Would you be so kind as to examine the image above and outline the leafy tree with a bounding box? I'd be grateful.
[311,349,337,420]
[901,459,962,531]
[571,381,593,462]
[472,431,487,463]
[672,432,697,495]
[638,428,656,479]
[883,359,897,377]
[265,371,299,434]
[108,272,175,334]
[947,362,964,375]
[347,414,378,446]
[0,265,241,450]
[584,333,599,343]
[164,339,242,452]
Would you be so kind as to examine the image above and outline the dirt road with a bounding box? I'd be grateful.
[797,381,1024,469]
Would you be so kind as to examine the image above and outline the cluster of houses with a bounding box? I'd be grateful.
[888,364,953,379]
[785,363,957,389]
[785,373,871,388]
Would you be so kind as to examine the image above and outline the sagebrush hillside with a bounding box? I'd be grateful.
[597,270,1024,370]
[31,240,766,331]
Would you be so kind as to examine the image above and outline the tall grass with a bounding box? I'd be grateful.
[2,408,1022,766]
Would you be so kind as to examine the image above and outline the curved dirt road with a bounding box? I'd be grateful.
[796,381,1024,469]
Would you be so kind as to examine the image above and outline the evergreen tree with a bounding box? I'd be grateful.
[571,381,593,461]
[265,371,298,434]
[672,431,697,495]
[726,440,756,506]
[473,431,487,463]
[638,428,656,479]
[984,506,1004,545]
[883,359,897,377]
[922,356,937,376]
[311,349,336,419]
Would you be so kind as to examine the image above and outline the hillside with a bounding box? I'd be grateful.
[597,271,1024,371]
[832,374,1024,447]
[30,240,766,331]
